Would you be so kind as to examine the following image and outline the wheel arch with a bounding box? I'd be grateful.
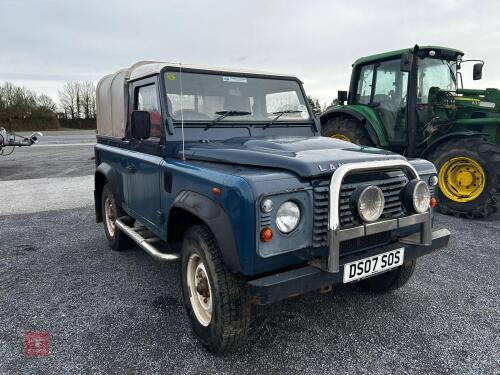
[168,190,241,273]
[94,162,119,223]
[420,131,488,159]
[320,107,382,146]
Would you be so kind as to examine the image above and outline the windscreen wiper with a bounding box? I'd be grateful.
[265,110,303,128]
[206,110,252,129]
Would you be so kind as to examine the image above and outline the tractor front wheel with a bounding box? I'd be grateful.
[321,116,374,146]
[428,137,500,218]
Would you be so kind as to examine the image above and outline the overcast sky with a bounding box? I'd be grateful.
[1,0,499,106]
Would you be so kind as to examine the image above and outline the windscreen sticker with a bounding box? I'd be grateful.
[166,72,176,81]
[223,76,247,83]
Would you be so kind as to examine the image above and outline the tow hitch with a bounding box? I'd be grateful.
[0,127,42,156]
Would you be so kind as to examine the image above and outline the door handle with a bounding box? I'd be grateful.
[126,165,137,173]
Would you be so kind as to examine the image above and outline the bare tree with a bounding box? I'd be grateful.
[58,81,96,119]
[37,94,57,112]
[80,81,96,119]
[58,82,79,119]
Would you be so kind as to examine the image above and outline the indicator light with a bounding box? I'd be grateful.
[260,227,273,242]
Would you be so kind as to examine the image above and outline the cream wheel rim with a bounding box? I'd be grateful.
[104,197,116,237]
[187,254,213,326]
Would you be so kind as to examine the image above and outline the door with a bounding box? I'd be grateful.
[126,78,165,233]
[355,59,409,145]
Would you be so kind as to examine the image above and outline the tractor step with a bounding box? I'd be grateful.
[115,218,180,262]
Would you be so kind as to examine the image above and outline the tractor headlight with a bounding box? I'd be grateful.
[404,180,431,214]
[276,201,301,233]
[354,185,385,223]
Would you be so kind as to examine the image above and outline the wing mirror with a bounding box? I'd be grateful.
[131,110,151,139]
[473,63,483,80]
[338,90,348,105]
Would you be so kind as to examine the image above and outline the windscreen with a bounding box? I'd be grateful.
[164,71,310,122]
[417,58,457,103]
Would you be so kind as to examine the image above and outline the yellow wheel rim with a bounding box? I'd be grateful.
[331,133,351,142]
[438,157,486,203]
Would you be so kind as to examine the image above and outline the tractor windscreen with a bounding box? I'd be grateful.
[417,58,457,103]
[164,71,311,123]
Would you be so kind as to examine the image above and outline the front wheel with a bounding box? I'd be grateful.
[358,259,416,293]
[180,225,251,355]
[427,137,500,218]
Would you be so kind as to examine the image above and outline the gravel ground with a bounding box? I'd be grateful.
[0,209,499,374]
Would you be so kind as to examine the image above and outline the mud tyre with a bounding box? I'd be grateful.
[321,116,374,146]
[359,259,416,293]
[101,183,134,251]
[427,137,500,218]
[180,225,251,355]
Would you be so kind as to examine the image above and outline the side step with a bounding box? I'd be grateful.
[115,219,180,262]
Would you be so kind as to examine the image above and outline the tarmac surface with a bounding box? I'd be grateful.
[0,130,95,181]
[0,130,499,374]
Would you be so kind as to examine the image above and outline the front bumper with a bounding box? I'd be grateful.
[248,228,450,305]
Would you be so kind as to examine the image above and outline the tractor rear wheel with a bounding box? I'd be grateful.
[427,137,500,218]
[321,116,374,146]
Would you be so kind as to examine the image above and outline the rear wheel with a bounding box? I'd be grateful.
[181,225,251,355]
[321,116,374,146]
[427,137,500,218]
[359,259,416,293]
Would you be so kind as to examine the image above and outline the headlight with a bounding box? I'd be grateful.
[276,201,301,233]
[354,185,385,222]
[411,180,431,213]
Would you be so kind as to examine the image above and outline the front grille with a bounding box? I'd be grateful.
[312,171,409,247]
[260,211,271,228]
[340,232,391,255]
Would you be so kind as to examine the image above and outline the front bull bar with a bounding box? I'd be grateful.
[326,159,430,273]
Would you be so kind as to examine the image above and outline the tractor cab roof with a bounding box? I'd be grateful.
[353,45,465,67]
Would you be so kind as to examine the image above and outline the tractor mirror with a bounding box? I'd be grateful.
[338,90,348,104]
[131,110,151,139]
[473,63,483,80]
[401,52,413,72]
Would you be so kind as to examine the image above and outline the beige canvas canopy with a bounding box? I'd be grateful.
[96,61,161,138]
[96,61,299,138]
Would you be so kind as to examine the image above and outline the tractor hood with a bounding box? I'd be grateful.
[181,136,405,178]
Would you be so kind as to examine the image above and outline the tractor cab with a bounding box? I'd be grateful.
[321,45,500,218]
[345,46,471,154]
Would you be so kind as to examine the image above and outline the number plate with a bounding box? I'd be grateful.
[343,248,405,283]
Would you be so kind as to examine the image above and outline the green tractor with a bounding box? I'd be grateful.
[321,45,500,218]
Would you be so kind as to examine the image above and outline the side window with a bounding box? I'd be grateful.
[356,64,374,104]
[136,84,161,138]
[373,59,399,99]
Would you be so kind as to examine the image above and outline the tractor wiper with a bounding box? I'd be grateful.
[206,110,252,129]
[265,110,303,128]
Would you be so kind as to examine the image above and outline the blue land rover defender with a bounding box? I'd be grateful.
[94,61,450,354]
